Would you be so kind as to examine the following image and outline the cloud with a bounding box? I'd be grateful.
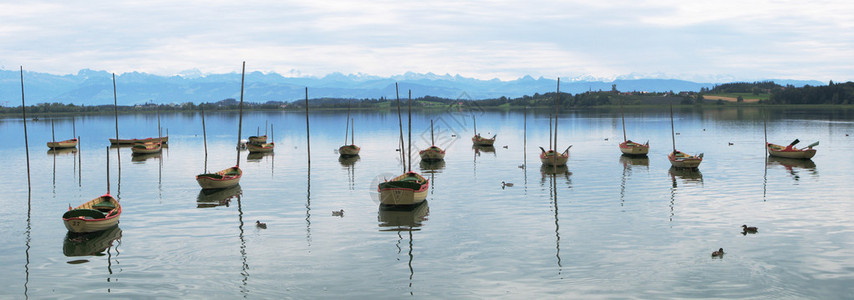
[2,0,853,81]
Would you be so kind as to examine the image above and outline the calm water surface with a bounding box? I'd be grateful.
[2,107,854,298]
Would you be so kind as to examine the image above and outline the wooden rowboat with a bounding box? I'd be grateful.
[617,98,649,156]
[419,120,445,161]
[339,144,361,156]
[472,134,496,146]
[62,195,122,233]
[540,148,569,166]
[248,135,267,144]
[131,142,162,154]
[378,172,429,207]
[196,166,242,190]
[419,146,445,161]
[619,140,649,156]
[766,142,817,159]
[47,138,78,149]
[247,142,275,153]
[110,136,168,145]
[668,150,703,169]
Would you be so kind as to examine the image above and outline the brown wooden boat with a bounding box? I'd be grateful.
[62,195,122,233]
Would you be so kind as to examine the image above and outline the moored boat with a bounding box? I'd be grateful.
[668,104,702,169]
[419,120,445,161]
[248,135,267,144]
[47,138,78,149]
[339,144,361,156]
[62,195,122,233]
[196,166,242,190]
[247,142,275,153]
[379,86,430,207]
[540,79,570,167]
[540,148,569,166]
[110,136,167,145]
[766,142,817,159]
[471,115,496,146]
[617,98,649,156]
[619,140,649,156]
[131,142,162,154]
[378,172,429,206]
[668,150,703,168]
[419,146,445,161]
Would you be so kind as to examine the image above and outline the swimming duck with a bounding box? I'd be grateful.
[332,209,344,217]
[711,248,724,257]
[741,225,758,233]
[728,142,734,146]
[518,164,525,169]
[256,220,267,229]
[502,145,509,149]
[501,181,514,188]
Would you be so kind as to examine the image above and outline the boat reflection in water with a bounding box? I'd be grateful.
[419,159,446,173]
[378,201,430,231]
[47,148,78,156]
[473,145,496,156]
[131,152,161,163]
[197,185,242,208]
[540,164,571,180]
[338,154,360,167]
[668,166,704,184]
[378,201,430,296]
[63,225,122,258]
[767,156,817,181]
[247,152,273,162]
[620,154,649,168]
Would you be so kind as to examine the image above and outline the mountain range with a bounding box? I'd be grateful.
[0,69,824,106]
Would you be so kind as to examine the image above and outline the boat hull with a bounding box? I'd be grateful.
[339,145,361,156]
[767,143,816,159]
[378,172,429,206]
[619,141,649,156]
[196,167,242,190]
[131,143,162,154]
[47,139,78,149]
[248,135,267,144]
[247,142,275,153]
[110,136,168,145]
[540,151,568,166]
[62,195,121,233]
[419,146,445,161]
[668,151,703,168]
[472,135,496,146]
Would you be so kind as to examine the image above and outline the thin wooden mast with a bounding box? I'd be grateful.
[112,73,121,182]
[201,108,208,173]
[620,97,627,142]
[344,100,351,145]
[236,61,245,168]
[670,104,676,153]
[396,83,405,173]
[473,115,478,137]
[20,66,32,191]
[72,118,76,139]
[51,119,56,144]
[554,77,560,152]
[408,90,412,173]
[351,118,354,145]
[305,87,310,166]
[106,146,110,195]
[157,108,162,138]
[431,119,435,145]
[549,114,553,150]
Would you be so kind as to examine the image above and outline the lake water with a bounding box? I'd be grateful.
[2,106,854,298]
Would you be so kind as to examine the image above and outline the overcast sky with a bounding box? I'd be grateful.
[1,0,852,82]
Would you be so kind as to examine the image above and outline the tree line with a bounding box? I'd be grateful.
[2,81,852,115]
